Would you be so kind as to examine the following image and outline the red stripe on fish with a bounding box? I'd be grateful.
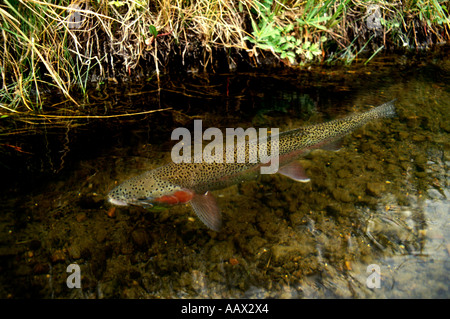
[154,190,194,204]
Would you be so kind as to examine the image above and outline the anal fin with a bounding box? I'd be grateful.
[322,139,342,152]
[190,192,222,231]
[278,161,310,183]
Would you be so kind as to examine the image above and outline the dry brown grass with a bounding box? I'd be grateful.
[0,0,448,111]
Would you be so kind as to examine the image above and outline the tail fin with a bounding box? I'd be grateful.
[371,99,397,119]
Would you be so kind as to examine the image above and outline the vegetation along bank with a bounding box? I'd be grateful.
[0,0,449,110]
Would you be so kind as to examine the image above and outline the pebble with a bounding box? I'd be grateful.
[344,260,352,271]
[106,207,116,218]
[32,263,50,275]
[95,228,107,243]
[337,169,351,178]
[229,258,239,266]
[51,250,65,263]
[75,213,87,222]
[67,245,81,260]
[131,229,149,247]
[411,134,427,142]
[398,131,409,139]
[271,245,301,262]
[427,188,445,200]
[366,182,386,197]
[332,189,352,202]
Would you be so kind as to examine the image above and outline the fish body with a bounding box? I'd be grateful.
[108,100,396,231]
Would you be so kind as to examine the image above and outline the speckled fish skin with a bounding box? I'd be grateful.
[108,100,396,230]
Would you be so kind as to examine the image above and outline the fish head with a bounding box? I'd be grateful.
[107,170,194,208]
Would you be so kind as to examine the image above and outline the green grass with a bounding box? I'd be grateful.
[0,0,449,111]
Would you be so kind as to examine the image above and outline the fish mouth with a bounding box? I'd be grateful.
[108,195,156,208]
[108,197,130,206]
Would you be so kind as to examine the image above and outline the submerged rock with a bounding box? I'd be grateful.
[131,228,150,248]
[332,188,353,203]
[366,182,386,197]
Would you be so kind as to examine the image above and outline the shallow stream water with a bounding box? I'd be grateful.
[0,50,449,298]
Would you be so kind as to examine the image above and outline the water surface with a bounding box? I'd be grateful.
[0,51,449,298]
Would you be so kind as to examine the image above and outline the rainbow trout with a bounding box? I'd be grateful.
[108,100,396,231]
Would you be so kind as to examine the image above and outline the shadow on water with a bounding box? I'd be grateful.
[0,50,449,298]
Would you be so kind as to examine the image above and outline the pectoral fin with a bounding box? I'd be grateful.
[278,161,310,183]
[190,192,222,231]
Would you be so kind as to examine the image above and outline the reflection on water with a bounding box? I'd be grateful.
[0,51,449,298]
